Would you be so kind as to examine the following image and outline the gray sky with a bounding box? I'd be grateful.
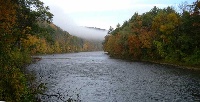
[41,0,195,40]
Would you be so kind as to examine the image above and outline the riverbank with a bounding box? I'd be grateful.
[105,52,200,71]
[146,60,200,71]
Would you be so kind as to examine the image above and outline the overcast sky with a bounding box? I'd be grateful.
[41,0,195,30]
[40,0,195,40]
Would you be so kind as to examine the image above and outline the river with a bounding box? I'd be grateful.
[27,51,200,102]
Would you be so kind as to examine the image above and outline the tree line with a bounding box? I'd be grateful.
[23,22,103,54]
[0,0,101,101]
[103,1,200,66]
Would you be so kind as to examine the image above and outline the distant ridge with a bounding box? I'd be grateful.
[84,26,108,31]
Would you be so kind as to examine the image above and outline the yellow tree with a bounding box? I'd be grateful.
[152,12,180,43]
[36,38,48,54]
[22,34,39,54]
[113,34,123,57]
[105,35,116,55]
[152,10,181,58]
[139,29,155,49]
[54,41,61,53]
[83,41,93,51]
[0,1,29,101]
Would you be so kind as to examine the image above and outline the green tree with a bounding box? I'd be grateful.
[103,1,200,66]
[0,0,53,101]
[14,0,53,49]
[108,26,114,34]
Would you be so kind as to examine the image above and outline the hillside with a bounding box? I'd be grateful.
[103,1,200,66]
[85,26,107,31]
[0,0,105,101]
[22,22,103,54]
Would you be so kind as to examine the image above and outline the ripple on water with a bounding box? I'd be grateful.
[27,51,200,102]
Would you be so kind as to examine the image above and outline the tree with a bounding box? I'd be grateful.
[108,26,113,34]
[113,34,123,57]
[116,23,121,28]
[0,0,17,50]
[128,35,141,59]
[14,0,53,49]
[0,0,53,101]
[103,1,200,65]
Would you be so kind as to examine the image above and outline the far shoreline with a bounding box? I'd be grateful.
[104,52,200,71]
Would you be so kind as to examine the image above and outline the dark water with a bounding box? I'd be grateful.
[27,51,200,102]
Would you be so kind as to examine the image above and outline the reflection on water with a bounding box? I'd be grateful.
[27,51,200,102]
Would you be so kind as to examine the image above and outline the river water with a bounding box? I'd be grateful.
[27,51,200,102]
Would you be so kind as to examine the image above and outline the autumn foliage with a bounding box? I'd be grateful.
[0,0,102,101]
[103,1,200,65]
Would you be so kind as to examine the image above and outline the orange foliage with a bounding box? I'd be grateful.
[139,29,155,49]
[128,35,141,59]
[0,0,17,43]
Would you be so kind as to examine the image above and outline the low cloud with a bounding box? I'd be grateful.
[64,25,108,41]
[48,5,108,41]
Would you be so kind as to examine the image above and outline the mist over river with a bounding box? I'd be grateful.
[27,51,200,102]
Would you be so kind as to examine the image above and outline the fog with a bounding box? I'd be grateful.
[54,15,108,41]
[64,24,108,41]
[49,6,108,41]
[42,0,196,41]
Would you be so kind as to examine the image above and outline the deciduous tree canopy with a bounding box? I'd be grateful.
[103,1,200,66]
[0,0,102,101]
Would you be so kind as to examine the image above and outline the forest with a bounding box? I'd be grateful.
[0,0,101,101]
[23,22,103,54]
[103,1,200,67]
[1,0,200,101]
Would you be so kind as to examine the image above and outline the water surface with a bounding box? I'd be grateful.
[27,51,200,102]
